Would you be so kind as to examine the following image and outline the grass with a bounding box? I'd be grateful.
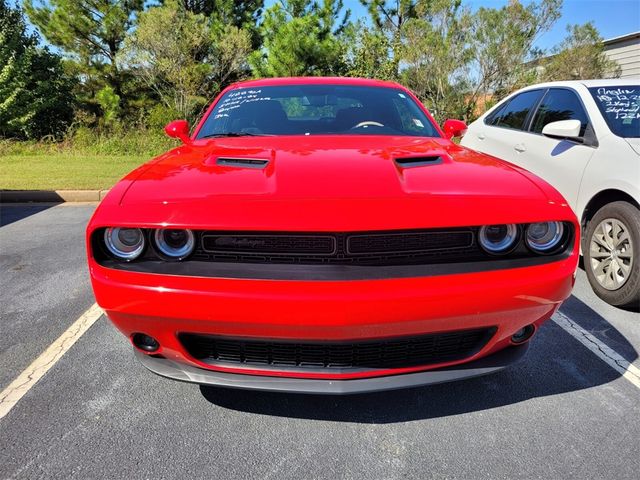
[0,154,149,190]
[0,129,177,190]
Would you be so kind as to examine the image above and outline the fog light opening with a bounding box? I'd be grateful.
[511,325,535,344]
[132,333,160,352]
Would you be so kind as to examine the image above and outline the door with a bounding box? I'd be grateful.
[466,89,545,163]
[514,88,597,212]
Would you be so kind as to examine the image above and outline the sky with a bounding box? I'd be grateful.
[463,0,640,50]
[266,0,640,52]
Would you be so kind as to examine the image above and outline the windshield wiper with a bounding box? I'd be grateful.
[201,131,274,138]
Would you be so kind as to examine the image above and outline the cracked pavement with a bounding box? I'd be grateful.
[0,203,639,479]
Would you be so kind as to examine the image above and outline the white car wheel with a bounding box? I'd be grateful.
[589,218,634,290]
[584,201,640,309]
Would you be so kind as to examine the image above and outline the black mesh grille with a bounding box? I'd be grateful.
[179,328,495,371]
[194,229,478,266]
[202,234,335,255]
[347,231,471,254]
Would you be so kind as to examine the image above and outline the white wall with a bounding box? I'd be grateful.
[604,36,640,78]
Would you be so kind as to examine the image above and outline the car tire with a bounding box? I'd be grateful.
[583,201,640,309]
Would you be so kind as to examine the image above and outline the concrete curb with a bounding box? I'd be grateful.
[0,190,109,203]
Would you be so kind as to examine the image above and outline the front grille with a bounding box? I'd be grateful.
[179,328,495,371]
[194,229,478,266]
[202,234,336,255]
[347,231,471,254]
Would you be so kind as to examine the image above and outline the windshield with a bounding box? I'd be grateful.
[588,86,640,138]
[196,85,440,138]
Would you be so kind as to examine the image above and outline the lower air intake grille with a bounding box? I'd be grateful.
[179,328,495,371]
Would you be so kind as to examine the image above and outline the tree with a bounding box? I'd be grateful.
[123,0,251,121]
[0,0,73,139]
[250,0,351,77]
[23,0,144,105]
[399,0,472,122]
[541,22,620,81]
[358,0,563,122]
[359,0,419,78]
[175,0,264,48]
[344,22,397,80]
[176,0,262,23]
[209,25,253,91]
[467,0,561,112]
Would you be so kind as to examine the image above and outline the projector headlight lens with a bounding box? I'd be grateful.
[479,224,518,254]
[526,222,564,253]
[154,229,195,259]
[104,227,145,260]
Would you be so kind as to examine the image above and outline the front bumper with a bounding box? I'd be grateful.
[135,342,529,394]
[93,252,576,388]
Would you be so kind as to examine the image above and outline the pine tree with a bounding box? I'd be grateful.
[23,0,144,105]
[0,1,73,139]
[250,0,351,77]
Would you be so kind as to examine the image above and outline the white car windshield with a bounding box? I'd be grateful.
[589,86,640,138]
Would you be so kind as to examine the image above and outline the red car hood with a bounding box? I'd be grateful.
[105,135,571,231]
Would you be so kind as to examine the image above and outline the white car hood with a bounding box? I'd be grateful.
[625,138,640,156]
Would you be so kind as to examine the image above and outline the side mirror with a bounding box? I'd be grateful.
[443,119,468,139]
[164,120,191,144]
[542,119,581,140]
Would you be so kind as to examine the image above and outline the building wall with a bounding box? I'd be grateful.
[604,35,640,78]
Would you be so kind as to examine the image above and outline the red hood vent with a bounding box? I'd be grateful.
[216,157,269,169]
[395,156,443,168]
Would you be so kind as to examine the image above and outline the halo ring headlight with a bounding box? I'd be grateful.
[526,222,564,253]
[104,227,145,261]
[479,224,518,254]
[154,229,195,260]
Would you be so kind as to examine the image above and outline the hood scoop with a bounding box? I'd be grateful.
[215,157,270,169]
[394,155,443,168]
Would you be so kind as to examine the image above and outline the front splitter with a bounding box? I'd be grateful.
[134,343,529,394]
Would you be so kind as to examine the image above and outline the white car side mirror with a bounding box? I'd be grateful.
[542,119,582,140]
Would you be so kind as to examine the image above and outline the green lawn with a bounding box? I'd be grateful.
[0,154,149,190]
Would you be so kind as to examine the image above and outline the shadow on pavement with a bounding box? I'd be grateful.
[0,203,59,227]
[560,295,639,362]
[200,294,636,423]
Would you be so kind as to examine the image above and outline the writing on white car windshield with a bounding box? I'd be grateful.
[589,86,640,138]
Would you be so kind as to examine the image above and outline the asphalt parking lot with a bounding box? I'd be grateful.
[1,203,639,479]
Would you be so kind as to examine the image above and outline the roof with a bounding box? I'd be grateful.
[576,79,640,87]
[519,79,639,90]
[227,77,404,89]
[603,31,640,46]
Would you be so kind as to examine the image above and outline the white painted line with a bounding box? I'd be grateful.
[553,310,640,390]
[0,303,103,420]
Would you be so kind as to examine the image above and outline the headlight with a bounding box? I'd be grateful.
[478,224,518,254]
[104,227,145,260]
[526,222,564,253]
[154,229,195,259]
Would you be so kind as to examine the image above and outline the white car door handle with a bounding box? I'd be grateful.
[477,133,485,140]
[514,144,526,153]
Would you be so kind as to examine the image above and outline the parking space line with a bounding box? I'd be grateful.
[0,303,103,420]
[553,311,640,390]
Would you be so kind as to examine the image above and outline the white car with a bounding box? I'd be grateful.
[461,79,639,308]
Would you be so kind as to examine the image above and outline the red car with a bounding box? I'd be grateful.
[87,77,579,394]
